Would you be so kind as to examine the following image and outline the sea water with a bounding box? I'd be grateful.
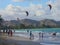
[13,28,60,45]
[15,28,60,32]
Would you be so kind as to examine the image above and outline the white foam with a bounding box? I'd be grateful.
[14,33,29,38]
[14,30,60,45]
[56,33,60,35]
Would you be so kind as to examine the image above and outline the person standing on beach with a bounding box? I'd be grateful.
[39,32,41,40]
[27,30,29,33]
[29,31,34,40]
[29,31,32,40]
[39,32,43,41]
[42,33,43,40]
[30,31,34,40]
[10,30,13,36]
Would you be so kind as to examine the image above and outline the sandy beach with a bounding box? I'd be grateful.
[0,30,60,45]
[0,33,40,45]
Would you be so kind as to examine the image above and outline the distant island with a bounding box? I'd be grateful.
[0,15,60,29]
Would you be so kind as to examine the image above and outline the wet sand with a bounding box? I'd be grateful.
[0,33,40,45]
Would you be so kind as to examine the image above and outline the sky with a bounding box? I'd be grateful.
[0,0,60,21]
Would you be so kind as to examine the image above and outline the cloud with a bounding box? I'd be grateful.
[12,0,42,2]
[36,10,45,16]
[0,0,60,21]
[28,3,45,16]
[12,0,24,2]
[45,0,60,21]
[0,4,27,20]
[0,3,44,20]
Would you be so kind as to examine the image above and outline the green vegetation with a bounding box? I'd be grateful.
[0,15,60,30]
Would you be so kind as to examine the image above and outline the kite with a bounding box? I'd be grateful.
[48,4,52,10]
[25,11,29,16]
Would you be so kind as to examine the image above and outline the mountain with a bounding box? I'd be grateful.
[4,19,39,27]
[3,19,60,28]
[10,20,21,25]
[20,19,39,27]
[39,19,59,28]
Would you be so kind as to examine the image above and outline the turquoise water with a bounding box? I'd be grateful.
[15,28,60,32]
[14,28,60,45]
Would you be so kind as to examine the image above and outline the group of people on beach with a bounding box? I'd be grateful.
[0,29,13,36]
[27,30,44,40]
[39,32,57,40]
[39,32,44,40]
[27,30,57,40]
[8,29,13,36]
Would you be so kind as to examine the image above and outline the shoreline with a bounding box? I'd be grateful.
[0,31,60,45]
[0,33,30,41]
[0,33,40,45]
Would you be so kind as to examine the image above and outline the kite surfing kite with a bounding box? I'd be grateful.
[25,11,29,16]
[48,0,52,10]
[20,11,29,16]
[48,4,52,10]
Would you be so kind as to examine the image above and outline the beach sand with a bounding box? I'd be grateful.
[0,33,40,45]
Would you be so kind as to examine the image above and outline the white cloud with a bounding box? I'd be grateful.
[50,0,60,21]
[12,0,42,2]
[12,0,24,2]
[28,3,45,16]
[0,0,60,21]
[0,4,27,20]
[35,10,45,16]
[0,3,44,20]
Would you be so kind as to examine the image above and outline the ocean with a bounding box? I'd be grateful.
[15,28,60,32]
[13,28,60,45]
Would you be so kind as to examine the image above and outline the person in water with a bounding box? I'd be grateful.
[52,32,56,37]
[29,31,34,40]
[30,31,32,39]
[39,32,41,40]
[42,33,43,40]
[27,30,29,33]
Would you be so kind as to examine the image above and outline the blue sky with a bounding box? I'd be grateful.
[0,0,60,21]
[0,0,50,9]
